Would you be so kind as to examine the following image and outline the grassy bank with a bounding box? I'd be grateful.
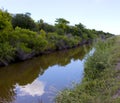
[55,36,120,103]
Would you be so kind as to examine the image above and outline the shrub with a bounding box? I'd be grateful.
[0,42,15,65]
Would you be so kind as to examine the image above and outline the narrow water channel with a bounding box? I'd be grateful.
[0,45,93,103]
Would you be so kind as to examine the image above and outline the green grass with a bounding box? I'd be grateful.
[55,36,120,103]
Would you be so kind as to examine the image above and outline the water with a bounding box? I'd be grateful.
[0,45,92,103]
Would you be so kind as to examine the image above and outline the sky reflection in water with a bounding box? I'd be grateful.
[15,79,45,97]
[14,59,85,103]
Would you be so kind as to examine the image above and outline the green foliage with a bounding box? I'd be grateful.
[82,33,89,40]
[75,23,86,30]
[71,26,82,36]
[0,10,15,65]
[55,18,70,25]
[56,28,64,35]
[13,27,48,53]
[0,42,15,65]
[55,18,70,34]
[46,32,81,50]
[37,19,56,32]
[84,39,114,80]
[40,29,46,38]
[17,42,32,53]
[0,9,12,31]
[33,35,48,53]
[87,30,98,39]
[12,13,36,31]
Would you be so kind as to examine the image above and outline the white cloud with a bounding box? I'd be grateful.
[16,80,45,97]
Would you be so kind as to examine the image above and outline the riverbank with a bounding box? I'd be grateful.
[55,35,120,103]
[0,38,92,67]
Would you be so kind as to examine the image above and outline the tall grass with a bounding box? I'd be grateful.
[55,36,120,103]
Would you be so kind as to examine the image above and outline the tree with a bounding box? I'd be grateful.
[0,9,12,31]
[71,26,82,37]
[37,19,44,31]
[0,9,13,44]
[75,23,85,30]
[37,19,56,32]
[12,13,36,31]
[55,18,70,35]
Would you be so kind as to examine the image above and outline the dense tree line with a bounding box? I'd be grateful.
[0,9,113,66]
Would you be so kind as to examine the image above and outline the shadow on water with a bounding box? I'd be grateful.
[0,44,92,103]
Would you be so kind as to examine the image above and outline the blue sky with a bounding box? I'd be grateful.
[0,0,120,34]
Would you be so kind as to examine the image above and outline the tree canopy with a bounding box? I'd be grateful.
[0,9,12,31]
[12,13,36,31]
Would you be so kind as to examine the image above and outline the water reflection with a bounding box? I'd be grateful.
[0,45,92,103]
[16,79,45,97]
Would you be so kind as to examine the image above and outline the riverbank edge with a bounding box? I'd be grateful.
[0,39,92,67]
[55,36,120,103]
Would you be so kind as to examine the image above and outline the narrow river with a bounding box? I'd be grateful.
[0,45,93,103]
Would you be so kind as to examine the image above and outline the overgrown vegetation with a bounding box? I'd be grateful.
[55,36,120,103]
[0,9,113,66]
